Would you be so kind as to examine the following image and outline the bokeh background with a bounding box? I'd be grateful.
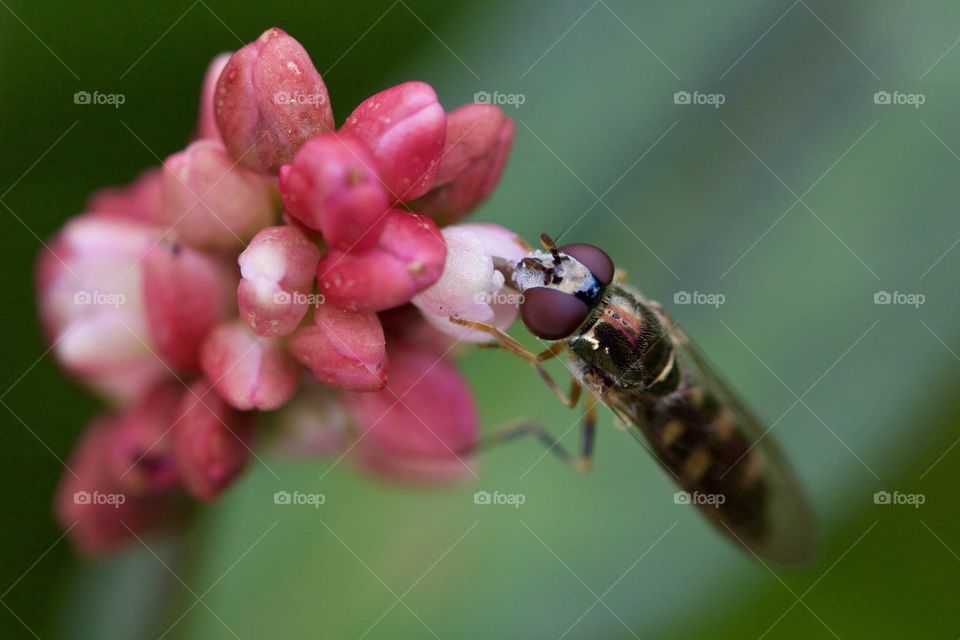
[3,1,960,638]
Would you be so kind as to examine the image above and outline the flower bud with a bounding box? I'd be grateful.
[413,104,514,224]
[379,304,460,353]
[55,415,183,556]
[237,226,321,336]
[87,167,165,224]
[215,27,334,173]
[343,342,478,483]
[143,240,234,372]
[196,52,231,141]
[106,382,182,495]
[316,210,446,312]
[279,133,389,251]
[36,214,167,406]
[288,303,387,391]
[340,81,445,201]
[200,320,299,411]
[162,139,277,250]
[173,379,256,500]
[413,223,527,342]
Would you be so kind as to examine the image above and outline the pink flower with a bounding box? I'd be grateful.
[37,213,235,399]
[105,382,182,495]
[379,304,459,353]
[215,27,334,174]
[343,341,478,483]
[288,303,387,391]
[279,132,389,252]
[412,223,528,342]
[36,214,166,406]
[173,379,256,501]
[43,25,529,554]
[162,139,277,250]
[237,225,321,336]
[200,320,300,411]
[316,210,446,312]
[143,240,234,372]
[54,413,183,556]
[340,81,446,202]
[196,52,231,141]
[413,104,515,224]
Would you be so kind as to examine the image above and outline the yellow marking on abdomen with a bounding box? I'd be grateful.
[684,448,712,482]
[661,420,684,446]
[710,409,736,441]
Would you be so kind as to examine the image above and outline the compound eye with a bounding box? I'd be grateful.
[520,287,590,340]
[559,243,614,285]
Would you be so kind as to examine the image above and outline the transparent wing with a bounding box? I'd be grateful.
[601,316,818,566]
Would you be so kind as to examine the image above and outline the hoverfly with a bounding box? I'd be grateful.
[451,234,817,565]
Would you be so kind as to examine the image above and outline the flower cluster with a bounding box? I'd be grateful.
[38,27,523,555]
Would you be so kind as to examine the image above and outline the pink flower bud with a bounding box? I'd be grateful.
[36,214,167,406]
[288,303,387,391]
[316,210,446,312]
[106,382,182,495]
[279,133,389,251]
[87,168,165,225]
[215,27,334,174]
[266,383,349,457]
[340,81,446,201]
[174,379,256,500]
[143,240,234,372]
[413,104,514,224]
[413,223,527,342]
[237,226,321,336]
[343,342,478,483]
[200,320,300,410]
[55,415,183,556]
[196,52,231,141]
[379,304,460,353]
[162,139,277,250]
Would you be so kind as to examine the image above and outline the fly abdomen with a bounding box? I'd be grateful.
[641,384,769,540]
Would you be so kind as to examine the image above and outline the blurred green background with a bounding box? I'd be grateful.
[3,1,960,638]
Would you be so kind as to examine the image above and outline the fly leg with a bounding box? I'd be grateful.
[469,388,597,473]
[448,317,578,408]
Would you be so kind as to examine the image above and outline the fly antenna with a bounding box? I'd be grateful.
[521,257,546,272]
[539,232,562,264]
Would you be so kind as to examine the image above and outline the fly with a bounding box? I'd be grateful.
[452,234,818,566]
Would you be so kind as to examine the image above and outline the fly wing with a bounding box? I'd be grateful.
[602,323,818,566]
